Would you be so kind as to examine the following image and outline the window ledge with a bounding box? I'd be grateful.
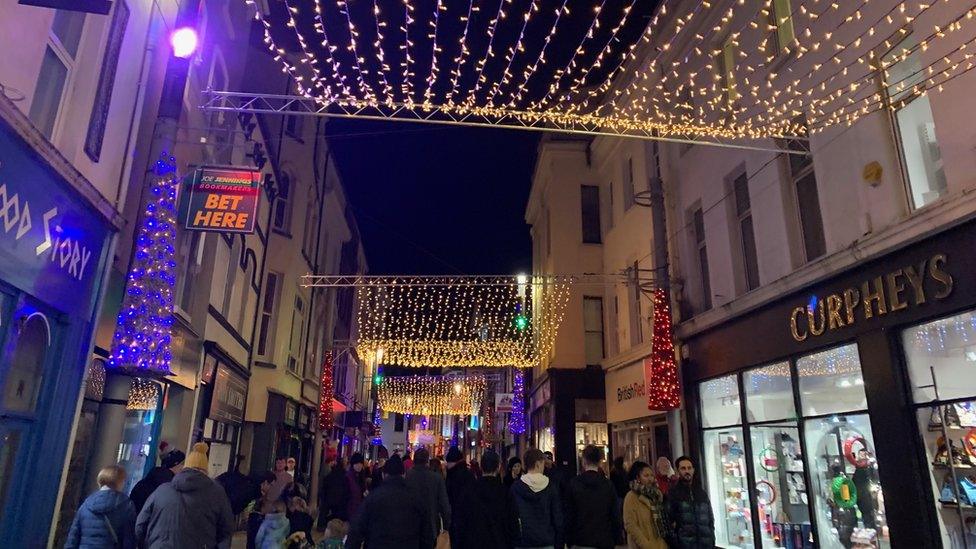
[255,360,277,369]
[272,228,293,239]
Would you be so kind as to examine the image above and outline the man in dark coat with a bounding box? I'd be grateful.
[405,447,451,544]
[319,460,350,523]
[510,449,563,549]
[346,455,434,549]
[664,456,715,549]
[129,449,185,513]
[444,446,479,548]
[347,453,367,520]
[66,465,137,549]
[468,449,509,549]
[135,442,235,548]
[566,445,621,549]
[216,455,257,516]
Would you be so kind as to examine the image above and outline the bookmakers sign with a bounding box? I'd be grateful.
[183,167,260,233]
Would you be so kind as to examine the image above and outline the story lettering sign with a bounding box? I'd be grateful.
[183,167,260,233]
[789,253,953,342]
[0,120,108,317]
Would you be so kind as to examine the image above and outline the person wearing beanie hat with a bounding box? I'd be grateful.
[346,453,367,521]
[136,441,235,548]
[129,448,185,513]
[444,446,479,548]
[345,453,433,549]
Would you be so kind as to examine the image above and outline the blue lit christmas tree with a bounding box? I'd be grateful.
[108,152,179,375]
[508,369,526,434]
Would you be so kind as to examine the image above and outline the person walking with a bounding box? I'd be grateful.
[504,457,523,489]
[445,446,479,548]
[623,461,669,549]
[345,455,434,549]
[247,471,278,549]
[66,465,137,549]
[663,456,715,549]
[610,457,629,499]
[216,455,257,516]
[320,459,350,522]
[347,453,367,521]
[128,449,184,514]
[509,448,563,549]
[287,496,314,547]
[566,445,621,549]
[135,442,235,548]
[256,499,290,549]
[405,448,451,547]
[264,457,293,513]
[369,450,388,493]
[468,449,510,549]
[654,457,676,495]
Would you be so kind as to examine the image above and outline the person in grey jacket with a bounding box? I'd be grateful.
[405,447,451,544]
[135,442,235,549]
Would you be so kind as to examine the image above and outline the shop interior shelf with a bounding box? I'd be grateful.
[940,502,976,512]
[932,463,974,469]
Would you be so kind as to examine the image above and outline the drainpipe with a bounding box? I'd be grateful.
[307,118,329,511]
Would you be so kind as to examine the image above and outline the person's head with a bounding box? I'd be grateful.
[413,447,431,467]
[612,456,625,471]
[656,456,675,477]
[507,457,523,478]
[257,471,276,495]
[675,456,695,483]
[286,457,297,471]
[445,446,463,467]
[269,499,287,515]
[383,455,405,478]
[543,451,554,469]
[350,453,365,472]
[97,465,126,492]
[628,461,654,486]
[185,442,210,473]
[430,458,443,476]
[161,449,186,473]
[524,449,546,474]
[325,518,349,540]
[274,458,287,472]
[375,456,387,469]
[481,450,501,476]
[581,445,604,470]
[289,496,309,513]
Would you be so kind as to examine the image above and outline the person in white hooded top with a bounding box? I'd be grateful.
[508,448,563,549]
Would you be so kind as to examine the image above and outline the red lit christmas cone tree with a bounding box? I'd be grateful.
[648,288,681,410]
[319,351,334,433]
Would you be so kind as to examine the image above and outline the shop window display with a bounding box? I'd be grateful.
[702,375,742,428]
[796,344,867,417]
[904,312,976,547]
[704,428,754,548]
[744,362,795,423]
[751,424,812,547]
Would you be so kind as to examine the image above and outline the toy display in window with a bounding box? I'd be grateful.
[829,464,859,548]
[850,449,880,529]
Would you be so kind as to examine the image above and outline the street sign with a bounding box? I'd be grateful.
[18,0,112,14]
[495,393,514,413]
[183,166,260,233]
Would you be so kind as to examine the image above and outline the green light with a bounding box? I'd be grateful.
[374,374,383,385]
[515,314,528,331]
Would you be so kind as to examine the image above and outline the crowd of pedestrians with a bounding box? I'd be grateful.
[65,439,715,549]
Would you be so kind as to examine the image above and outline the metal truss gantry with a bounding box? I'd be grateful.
[200,90,810,155]
[299,272,656,289]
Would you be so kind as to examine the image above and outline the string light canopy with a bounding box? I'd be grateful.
[352,276,570,368]
[377,374,488,416]
[213,0,975,148]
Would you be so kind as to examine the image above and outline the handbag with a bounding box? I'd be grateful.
[435,530,451,549]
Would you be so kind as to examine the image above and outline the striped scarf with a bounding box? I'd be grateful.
[631,479,669,539]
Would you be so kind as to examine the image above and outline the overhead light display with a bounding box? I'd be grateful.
[378,374,487,416]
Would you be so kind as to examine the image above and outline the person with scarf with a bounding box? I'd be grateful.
[623,461,669,549]
[654,457,676,495]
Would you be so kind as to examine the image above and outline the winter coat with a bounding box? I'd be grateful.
[345,476,434,549]
[255,512,290,549]
[664,481,715,549]
[465,475,510,549]
[623,491,668,549]
[346,468,366,520]
[65,489,137,549]
[287,510,314,546]
[129,467,174,514]
[321,466,350,521]
[509,473,563,548]
[134,468,235,549]
[215,469,257,515]
[566,470,621,549]
[405,463,452,542]
[445,462,479,548]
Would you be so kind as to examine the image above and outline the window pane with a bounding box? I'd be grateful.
[585,332,604,365]
[734,174,751,215]
[693,208,705,243]
[52,10,85,58]
[796,344,867,416]
[896,96,947,209]
[29,47,68,139]
[903,311,976,402]
[803,414,891,549]
[700,375,741,428]
[750,424,811,548]
[744,362,795,422]
[623,158,635,210]
[741,216,760,290]
[3,314,50,413]
[583,297,603,330]
[703,428,754,547]
[580,185,601,244]
[795,171,826,260]
[699,245,712,310]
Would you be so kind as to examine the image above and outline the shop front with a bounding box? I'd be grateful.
[197,343,248,477]
[252,392,316,484]
[0,101,116,546]
[606,357,672,467]
[684,220,976,548]
[528,368,605,473]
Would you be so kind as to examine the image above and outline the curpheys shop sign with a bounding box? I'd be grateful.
[182,167,260,233]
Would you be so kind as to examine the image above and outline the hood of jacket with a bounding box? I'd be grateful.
[518,472,550,494]
[575,469,608,488]
[171,468,214,493]
[86,489,131,515]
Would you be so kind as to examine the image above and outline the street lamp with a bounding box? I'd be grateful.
[170,27,199,59]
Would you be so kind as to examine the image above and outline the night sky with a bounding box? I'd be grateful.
[328,120,539,276]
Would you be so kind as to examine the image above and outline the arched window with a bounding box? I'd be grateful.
[3,312,51,414]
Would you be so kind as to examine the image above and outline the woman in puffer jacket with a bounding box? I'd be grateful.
[66,465,137,549]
